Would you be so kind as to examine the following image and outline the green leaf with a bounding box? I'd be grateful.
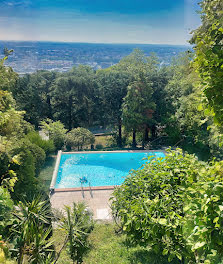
[192,241,206,251]
[162,249,168,256]
[158,218,167,225]
[213,217,219,224]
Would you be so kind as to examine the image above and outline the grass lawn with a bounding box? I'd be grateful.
[94,135,112,148]
[53,223,177,264]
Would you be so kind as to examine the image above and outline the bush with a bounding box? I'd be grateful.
[28,141,46,175]
[0,187,13,237]
[60,202,94,263]
[11,142,41,201]
[111,149,223,263]
[65,127,95,151]
[27,131,55,155]
[95,144,103,150]
[40,119,67,150]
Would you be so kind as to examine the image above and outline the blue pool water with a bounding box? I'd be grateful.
[55,151,165,188]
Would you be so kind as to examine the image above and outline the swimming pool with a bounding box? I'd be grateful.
[54,151,165,189]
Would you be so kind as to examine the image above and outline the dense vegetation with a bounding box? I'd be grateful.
[0,0,223,262]
[112,149,223,263]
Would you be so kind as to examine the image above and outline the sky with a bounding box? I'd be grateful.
[0,0,201,45]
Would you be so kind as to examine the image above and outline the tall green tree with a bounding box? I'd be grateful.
[116,49,158,147]
[12,71,57,128]
[97,69,130,147]
[122,73,155,148]
[164,52,223,159]
[190,0,223,125]
[51,66,99,130]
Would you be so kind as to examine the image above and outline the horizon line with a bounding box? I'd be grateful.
[0,39,191,47]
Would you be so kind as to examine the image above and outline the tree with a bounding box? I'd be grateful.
[122,73,155,148]
[115,49,158,147]
[0,51,17,92]
[40,119,67,150]
[97,69,130,147]
[12,71,57,128]
[65,128,95,151]
[60,203,94,264]
[164,52,223,159]
[51,66,99,130]
[190,0,223,125]
[0,89,25,139]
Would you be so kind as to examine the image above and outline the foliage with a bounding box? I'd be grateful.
[51,66,99,130]
[12,71,58,128]
[0,54,18,92]
[122,73,155,147]
[164,52,223,160]
[0,90,25,138]
[112,149,223,263]
[40,119,67,150]
[59,202,94,264]
[53,223,180,264]
[0,187,14,237]
[97,69,130,147]
[190,0,223,125]
[183,160,223,263]
[0,150,18,192]
[65,127,95,151]
[27,131,55,155]
[10,197,54,264]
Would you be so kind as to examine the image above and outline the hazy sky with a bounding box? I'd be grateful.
[0,0,201,45]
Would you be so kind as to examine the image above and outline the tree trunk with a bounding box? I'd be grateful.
[47,94,53,119]
[68,95,72,131]
[144,126,149,142]
[118,118,122,148]
[132,129,136,148]
[151,124,156,139]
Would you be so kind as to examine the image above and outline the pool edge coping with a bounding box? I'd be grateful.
[54,185,115,192]
[62,149,165,154]
[50,149,165,192]
[50,150,62,190]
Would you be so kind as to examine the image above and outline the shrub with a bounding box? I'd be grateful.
[111,149,223,263]
[10,197,54,263]
[27,131,55,155]
[40,119,67,150]
[0,187,14,237]
[95,144,103,150]
[65,127,95,151]
[59,202,94,264]
[183,160,223,263]
[11,142,40,201]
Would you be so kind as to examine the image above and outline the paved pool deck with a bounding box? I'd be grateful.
[50,187,114,220]
[50,149,165,220]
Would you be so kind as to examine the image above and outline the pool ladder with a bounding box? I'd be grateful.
[81,182,85,198]
[80,182,93,198]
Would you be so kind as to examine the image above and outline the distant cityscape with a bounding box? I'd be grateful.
[0,41,191,75]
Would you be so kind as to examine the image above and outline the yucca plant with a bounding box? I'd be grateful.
[10,196,55,264]
[59,202,94,264]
